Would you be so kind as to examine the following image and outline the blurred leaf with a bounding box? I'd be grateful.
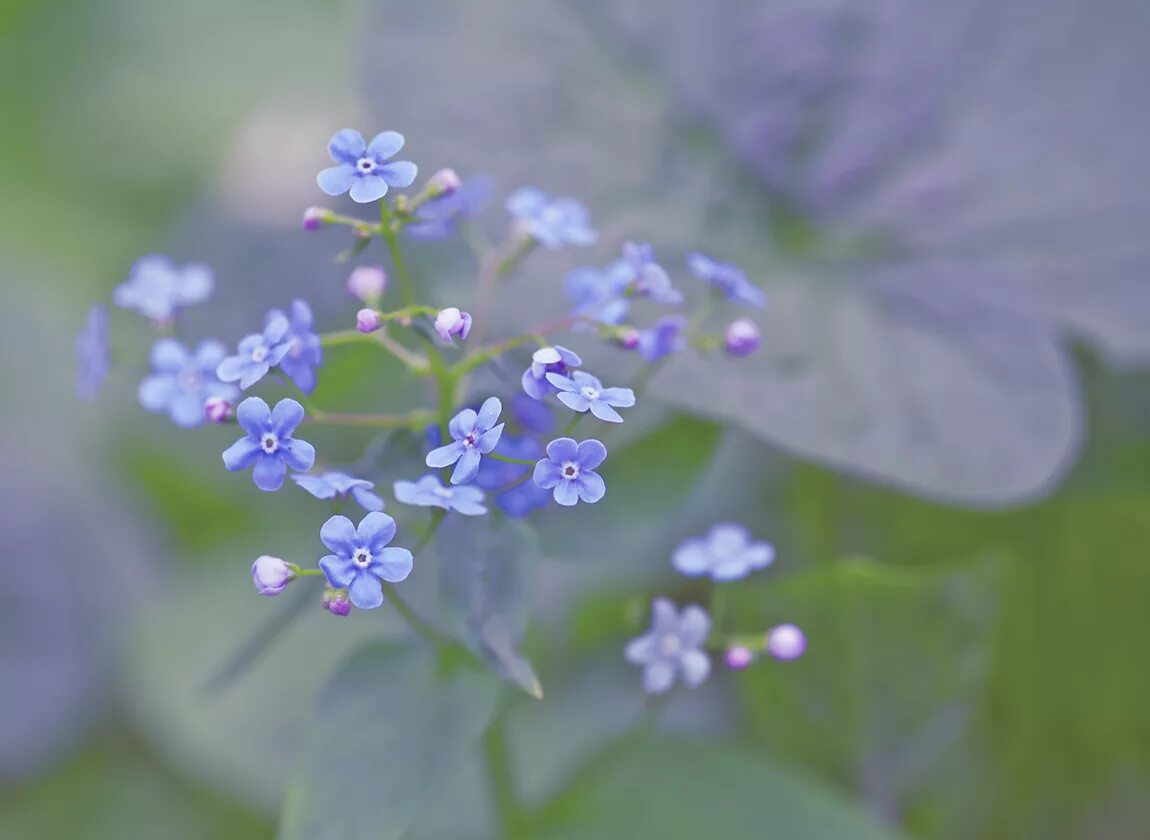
[279,643,501,840]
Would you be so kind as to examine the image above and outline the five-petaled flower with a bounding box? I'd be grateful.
[671,523,775,582]
[625,598,712,694]
[521,345,582,400]
[139,338,239,428]
[271,299,323,394]
[407,175,492,240]
[687,252,767,308]
[636,315,686,363]
[434,307,472,344]
[533,437,607,506]
[113,255,213,321]
[216,312,294,390]
[426,397,505,484]
[622,242,682,305]
[75,304,110,400]
[222,397,316,491]
[545,370,636,424]
[394,474,487,516]
[564,262,631,326]
[318,512,414,610]
[506,186,597,249]
[292,471,385,512]
[317,129,418,204]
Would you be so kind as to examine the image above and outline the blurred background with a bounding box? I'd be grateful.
[3,0,1150,837]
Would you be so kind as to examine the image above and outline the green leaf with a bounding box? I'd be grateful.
[279,643,501,840]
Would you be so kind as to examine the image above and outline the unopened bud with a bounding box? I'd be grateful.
[303,206,331,231]
[724,318,760,358]
[434,307,472,344]
[204,396,234,424]
[724,646,755,670]
[765,624,806,661]
[251,555,294,596]
[426,168,461,197]
[328,593,350,617]
[617,327,641,350]
[357,308,381,333]
[347,266,387,303]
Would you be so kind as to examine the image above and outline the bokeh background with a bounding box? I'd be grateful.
[3,0,1150,837]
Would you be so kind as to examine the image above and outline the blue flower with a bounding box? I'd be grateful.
[545,370,636,424]
[75,305,109,400]
[622,242,682,305]
[222,397,316,491]
[318,512,413,610]
[292,471,385,512]
[636,315,687,362]
[216,313,293,390]
[506,186,597,249]
[394,474,487,516]
[406,175,493,240]
[270,299,323,394]
[521,345,582,400]
[671,524,775,582]
[687,252,767,308]
[425,397,505,484]
[533,437,607,506]
[139,339,239,428]
[624,598,711,694]
[474,435,553,518]
[317,129,418,204]
[564,262,631,326]
[113,255,213,321]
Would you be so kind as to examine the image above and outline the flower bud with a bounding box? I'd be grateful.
[765,624,806,661]
[724,646,755,670]
[347,266,388,303]
[434,307,473,344]
[724,318,760,358]
[356,308,381,333]
[617,327,641,350]
[204,396,234,424]
[426,168,461,197]
[251,555,294,596]
[328,592,350,617]
[302,206,331,231]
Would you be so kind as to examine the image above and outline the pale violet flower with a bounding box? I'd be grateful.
[506,186,596,249]
[393,474,487,516]
[317,129,418,204]
[672,524,775,582]
[292,471,385,512]
[545,370,635,423]
[113,255,212,321]
[625,598,712,694]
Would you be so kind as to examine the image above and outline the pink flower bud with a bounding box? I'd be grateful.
[766,624,806,661]
[617,327,641,350]
[434,307,472,344]
[427,168,461,196]
[357,308,381,333]
[724,318,761,358]
[302,206,330,231]
[251,555,294,596]
[347,266,387,302]
[724,646,755,670]
[204,396,234,424]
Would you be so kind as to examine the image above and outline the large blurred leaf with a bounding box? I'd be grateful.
[279,642,501,840]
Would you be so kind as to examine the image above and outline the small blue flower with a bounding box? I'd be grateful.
[636,315,687,363]
[292,471,385,512]
[318,512,413,610]
[622,242,682,305]
[406,175,493,240]
[687,252,767,308]
[506,186,597,249]
[533,437,607,506]
[521,345,582,400]
[222,397,316,491]
[474,435,553,518]
[564,262,631,326]
[270,299,323,394]
[394,474,487,516]
[75,305,109,400]
[624,598,712,694]
[671,524,775,582]
[139,339,239,428]
[216,313,293,390]
[113,255,212,321]
[425,397,505,484]
[317,129,418,204]
[545,370,635,424]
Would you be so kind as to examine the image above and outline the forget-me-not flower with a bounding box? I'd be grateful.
[317,129,418,204]
[533,437,607,506]
[545,370,635,423]
[407,175,492,240]
[506,187,597,249]
[75,305,109,400]
[622,242,682,305]
[394,474,487,516]
[687,252,767,308]
[139,338,239,428]
[426,397,505,484]
[521,345,582,400]
[216,313,293,390]
[636,315,687,363]
[624,598,712,694]
[222,397,315,491]
[292,471,385,512]
[113,255,213,321]
[270,299,323,394]
[564,262,631,326]
[318,512,413,610]
[672,523,775,582]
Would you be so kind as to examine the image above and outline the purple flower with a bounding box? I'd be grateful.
[292,471,385,512]
[323,587,351,617]
[545,370,635,424]
[222,397,316,491]
[624,598,711,694]
[564,263,631,326]
[318,512,413,610]
[251,555,294,596]
[357,308,380,333]
[434,307,473,344]
[317,129,418,204]
[766,624,807,661]
[724,319,761,358]
[532,437,607,506]
[407,175,493,240]
[139,339,239,428]
[75,304,109,400]
[113,255,212,321]
[204,396,234,424]
[688,252,766,308]
[506,186,597,249]
[724,646,755,670]
[636,316,687,363]
[269,300,323,394]
[474,435,552,518]
[393,474,487,516]
[425,397,505,484]
[672,524,775,582]
[216,313,293,390]
[521,345,582,400]
[622,242,682,305]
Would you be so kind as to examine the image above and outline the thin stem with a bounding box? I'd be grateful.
[560,413,584,437]
[487,452,537,467]
[320,329,429,372]
[483,711,524,838]
[381,203,416,307]
[382,584,448,645]
[306,409,434,429]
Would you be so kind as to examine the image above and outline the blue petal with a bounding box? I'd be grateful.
[576,439,608,470]
[168,392,206,428]
[449,408,478,439]
[671,539,713,576]
[194,340,228,369]
[328,129,366,164]
[377,160,417,188]
[587,401,623,423]
[451,447,482,484]
[624,634,656,665]
[317,164,356,196]
[679,606,711,647]
[349,175,389,203]
[367,130,404,159]
[545,437,579,462]
[235,396,271,436]
[238,361,271,390]
[476,424,504,454]
[679,650,711,687]
[138,375,176,413]
[575,470,606,503]
[642,662,676,694]
[545,373,577,393]
[371,547,413,583]
[556,391,591,413]
[319,553,356,588]
[320,515,357,555]
[348,571,383,609]
[222,437,260,471]
[351,486,386,512]
[252,454,287,491]
[506,186,547,218]
[150,339,189,373]
[533,458,561,489]
[280,438,315,472]
[600,387,635,407]
[293,473,336,500]
[357,511,397,553]
[393,480,428,507]
[552,479,580,507]
[426,440,465,468]
[476,397,502,431]
[271,398,305,436]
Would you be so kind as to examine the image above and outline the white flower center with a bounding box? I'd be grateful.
[561,460,580,480]
[463,431,478,448]
[289,338,303,358]
[356,157,376,173]
[251,345,268,363]
[433,486,453,499]
[179,370,202,389]
[353,548,373,568]
[659,634,682,657]
[260,432,279,453]
[580,385,600,400]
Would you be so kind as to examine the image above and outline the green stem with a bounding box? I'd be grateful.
[320,329,429,373]
[487,452,537,467]
[381,203,416,307]
[306,410,434,429]
[560,413,584,437]
[482,711,524,838]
